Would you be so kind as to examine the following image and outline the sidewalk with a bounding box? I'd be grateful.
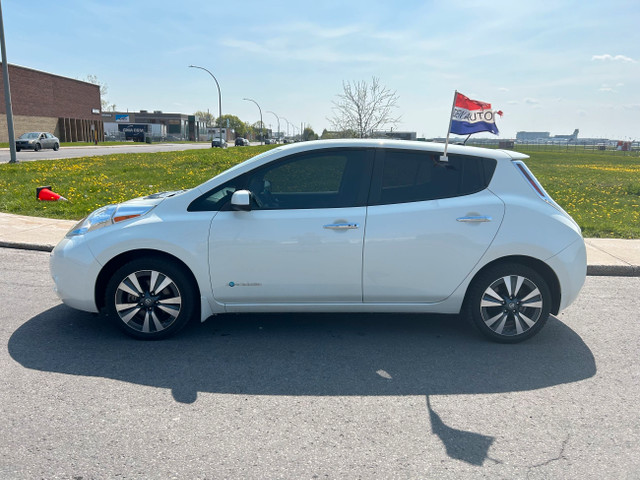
[1,212,639,276]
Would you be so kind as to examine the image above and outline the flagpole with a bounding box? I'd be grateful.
[441,90,458,162]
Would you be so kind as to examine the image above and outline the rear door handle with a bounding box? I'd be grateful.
[456,216,492,223]
[323,223,359,230]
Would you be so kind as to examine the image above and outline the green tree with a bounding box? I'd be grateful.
[302,126,318,141]
[216,114,249,138]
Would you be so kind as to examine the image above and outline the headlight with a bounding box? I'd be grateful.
[67,204,155,237]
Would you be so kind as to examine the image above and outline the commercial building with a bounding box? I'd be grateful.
[102,111,208,141]
[0,63,103,143]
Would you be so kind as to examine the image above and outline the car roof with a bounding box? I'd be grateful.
[257,139,528,160]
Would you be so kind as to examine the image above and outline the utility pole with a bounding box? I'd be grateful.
[0,0,17,163]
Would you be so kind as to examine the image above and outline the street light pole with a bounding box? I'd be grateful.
[281,117,291,138]
[243,97,263,145]
[189,65,222,146]
[266,111,280,141]
[0,1,17,163]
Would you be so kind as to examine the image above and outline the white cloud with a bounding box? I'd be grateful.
[524,98,540,105]
[591,54,637,63]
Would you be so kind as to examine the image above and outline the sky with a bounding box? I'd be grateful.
[3,0,639,139]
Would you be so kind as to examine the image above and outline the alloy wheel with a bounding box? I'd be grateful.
[114,269,182,333]
[479,275,544,337]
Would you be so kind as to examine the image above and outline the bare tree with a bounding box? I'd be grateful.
[194,110,214,126]
[84,74,110,111]
[329,77,400,138]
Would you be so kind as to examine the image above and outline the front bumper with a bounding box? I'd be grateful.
[50,236,103,313]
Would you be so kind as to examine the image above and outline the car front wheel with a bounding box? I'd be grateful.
[104,258,197,339]
[53,143,59,151]
[34,143,41,152]
[467,263,551,343]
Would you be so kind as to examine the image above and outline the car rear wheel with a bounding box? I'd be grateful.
[104,258,197,340]
[16,147,21,152]
[34,143,41,152]
[467,263,551,343]
[53,143,59,151]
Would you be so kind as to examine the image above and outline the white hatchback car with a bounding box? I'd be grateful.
[50,140,587,342]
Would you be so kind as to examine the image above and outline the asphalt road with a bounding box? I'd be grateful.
[0,142,216,163]
[1,247,639,479]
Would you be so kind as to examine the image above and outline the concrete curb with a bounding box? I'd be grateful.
[587,265,640,277]
[3,240,639,277]
[0,241,54,252]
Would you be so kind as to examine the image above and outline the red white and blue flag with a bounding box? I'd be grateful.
[450,92,502,135]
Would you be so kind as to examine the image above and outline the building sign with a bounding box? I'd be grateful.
[115,114,130,123]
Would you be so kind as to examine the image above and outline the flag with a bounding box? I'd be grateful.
[450,92,501,135]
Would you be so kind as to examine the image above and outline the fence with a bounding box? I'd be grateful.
[465,139,640,156]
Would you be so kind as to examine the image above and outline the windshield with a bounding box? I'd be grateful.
[19,132,40,139]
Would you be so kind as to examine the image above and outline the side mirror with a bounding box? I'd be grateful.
[230,190,251,211]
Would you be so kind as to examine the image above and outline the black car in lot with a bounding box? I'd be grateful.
[235,137,249,146]
[211,138,227,148]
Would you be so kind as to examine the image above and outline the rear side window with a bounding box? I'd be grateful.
[371,150,496,205]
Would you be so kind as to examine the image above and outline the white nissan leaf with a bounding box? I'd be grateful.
[50,140,587,343]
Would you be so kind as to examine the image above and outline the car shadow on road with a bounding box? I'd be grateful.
[8,306,596,466]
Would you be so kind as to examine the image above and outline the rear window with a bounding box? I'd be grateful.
[372,150,496,205]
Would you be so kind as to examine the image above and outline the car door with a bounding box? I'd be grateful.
[208,148,374,306]
[363,149,504,303]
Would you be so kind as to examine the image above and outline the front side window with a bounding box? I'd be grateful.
[372,150,495,205]
[245,149,373,210]
[188,148,373,212]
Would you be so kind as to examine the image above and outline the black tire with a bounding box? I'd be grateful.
[53,143,59,151]
[466,263,551,343]
[34,143,41,152]
[104,257,197,340]
[16,147,21,152]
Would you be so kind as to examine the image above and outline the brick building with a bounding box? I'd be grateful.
[0,63,103,143]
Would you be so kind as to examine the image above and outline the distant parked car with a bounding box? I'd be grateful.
[16,132,60,152]
[211,138,227,148]
[235,137,250,146]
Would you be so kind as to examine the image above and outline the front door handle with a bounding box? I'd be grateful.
[456,216,492,223]
[323,223,359,230]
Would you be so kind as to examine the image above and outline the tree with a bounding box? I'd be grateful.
[215,114,250,138]
[302,126,318,141]
[84,74,110,111]
[194,110,214,126]
[329,77,400,138]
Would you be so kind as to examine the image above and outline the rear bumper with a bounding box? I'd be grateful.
[547,237,587,312]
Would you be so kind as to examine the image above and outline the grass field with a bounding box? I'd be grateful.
[519,148,640,238]
[0,146,638,238]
